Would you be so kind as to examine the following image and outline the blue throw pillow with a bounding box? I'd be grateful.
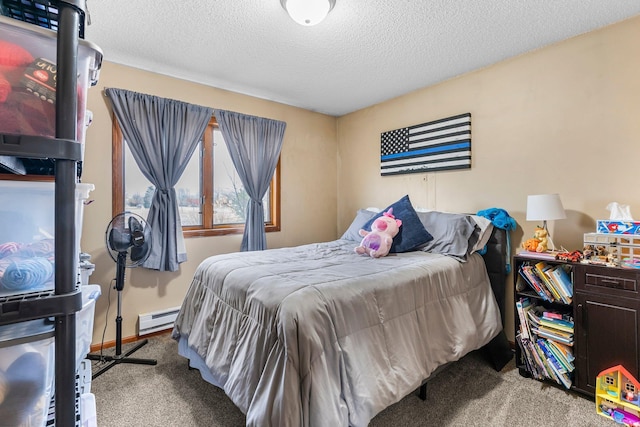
[362,195,433,253]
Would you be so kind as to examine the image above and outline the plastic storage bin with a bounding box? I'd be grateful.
[75,182,94,254]
[0,180,93,297]
[0,318,55,427]
[76,284,100,370]
[78,256,95,286]
[0,15,102,143]
[80,392,97,427]
[77,358,92,394]
[0,180,55,297]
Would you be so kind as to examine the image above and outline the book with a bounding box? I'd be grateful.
[549,265,573,299]
[517,250,559,260]
[544,265,572,304]
[527,309,541,328]
[539,317,574,332]
[527,265,557,302]
[533,341,556,381]
[534,261,564,303]
[517,334,546,380]
[533,327,573,346]
[519,265,553,301]
[551,341,575,363]
[536,324,574,338]
[516,298,532,339]
[537,339,566,373]
[543,311,563,320]
[537,339,572,389]
[546,339,575,372]
[516,334,537,377]
[548,358,572,389]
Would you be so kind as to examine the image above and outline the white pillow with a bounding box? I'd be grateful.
[469,215,494,253]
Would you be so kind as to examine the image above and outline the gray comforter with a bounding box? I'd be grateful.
[172,239,502,426]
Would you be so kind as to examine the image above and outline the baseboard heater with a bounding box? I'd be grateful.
[138,306,181,336]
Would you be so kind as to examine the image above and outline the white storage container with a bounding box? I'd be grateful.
[75,182,94,254]
[77,358,92,395]
[0,181,93,297]
[77,252,95,287]
[78,261,95,287]
[0,180,55,297]
[0,319,55,427]
[80,392,97,427]
[0,15,102,144]
[75,284,100,370]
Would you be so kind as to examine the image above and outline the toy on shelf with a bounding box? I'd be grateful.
[583,233,640,268]
[522,227,548,253]
[596,365,640,426]
[555,250,582,263]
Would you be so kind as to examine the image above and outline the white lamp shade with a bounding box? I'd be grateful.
[526,194,567,221]
[281,0,335,26]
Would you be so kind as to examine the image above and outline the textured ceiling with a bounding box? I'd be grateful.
[84,1,640,117]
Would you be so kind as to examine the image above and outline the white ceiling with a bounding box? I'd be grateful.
[84,1,640,117]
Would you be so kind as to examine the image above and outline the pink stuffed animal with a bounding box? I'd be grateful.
[354,208,402,258]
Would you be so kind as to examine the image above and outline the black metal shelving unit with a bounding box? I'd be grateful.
[0,1,101,425]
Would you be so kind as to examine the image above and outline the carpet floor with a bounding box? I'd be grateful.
[90,334,611,426]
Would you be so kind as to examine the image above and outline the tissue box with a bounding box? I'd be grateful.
[596,220,640,235]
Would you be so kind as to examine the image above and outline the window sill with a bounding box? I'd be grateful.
[183,224,280,238]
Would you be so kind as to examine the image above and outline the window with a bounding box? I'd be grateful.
[112,116,280,237]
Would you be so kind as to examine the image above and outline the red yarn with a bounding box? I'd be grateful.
[0,40,34,68]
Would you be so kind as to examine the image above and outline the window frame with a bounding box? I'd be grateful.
[112,116,281,237]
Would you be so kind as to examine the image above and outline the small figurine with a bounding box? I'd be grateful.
[522,227,548,252]
[555,250,583,263]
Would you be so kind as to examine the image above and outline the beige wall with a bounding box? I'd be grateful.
[85,15,639,346]
[83,63,337,343]
[336,16,640,341]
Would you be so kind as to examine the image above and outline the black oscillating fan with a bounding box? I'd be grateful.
[87,212,157,378]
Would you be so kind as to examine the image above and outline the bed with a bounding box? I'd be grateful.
[172,201,513,427]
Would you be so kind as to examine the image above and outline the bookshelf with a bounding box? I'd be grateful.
[514,255,576,391]
[514,254,640,399]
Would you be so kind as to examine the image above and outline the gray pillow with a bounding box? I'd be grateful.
[417,211,477,261]
[341,209,377,241]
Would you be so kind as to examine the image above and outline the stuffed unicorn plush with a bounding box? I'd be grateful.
[354,207,402,258]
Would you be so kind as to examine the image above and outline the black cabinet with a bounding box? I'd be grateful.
[573,264,640,396]
[514,254,640,399]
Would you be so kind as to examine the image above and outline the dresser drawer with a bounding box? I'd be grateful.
[575,264,640,298]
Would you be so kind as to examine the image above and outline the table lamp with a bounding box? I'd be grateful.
[526,193,566,251]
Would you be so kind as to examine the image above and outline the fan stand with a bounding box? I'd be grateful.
[87,251,157,379]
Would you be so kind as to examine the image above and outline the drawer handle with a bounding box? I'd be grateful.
[601,279,620,284]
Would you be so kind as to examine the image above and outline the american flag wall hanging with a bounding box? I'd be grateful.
[380,112,471,176]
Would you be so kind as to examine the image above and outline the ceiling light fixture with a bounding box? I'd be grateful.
[280,0,336,26]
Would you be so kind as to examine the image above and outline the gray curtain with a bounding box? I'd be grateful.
[214,109,286,251]
[106,88,213,271]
